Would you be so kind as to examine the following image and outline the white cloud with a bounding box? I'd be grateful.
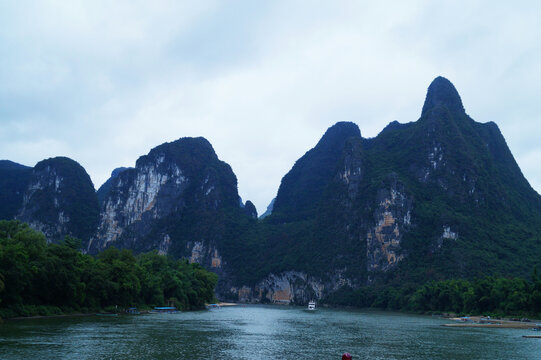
[1,0,540,212]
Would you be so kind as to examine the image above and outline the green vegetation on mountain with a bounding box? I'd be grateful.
[243,200,258,219]
[89,136,256,297]
[272,121,361,222]
[0,220,217,319]
[224,122,367,286]
[17,157,100,243]
[2,77,541,309]
[366,77,541,283]
[226,77,541,290]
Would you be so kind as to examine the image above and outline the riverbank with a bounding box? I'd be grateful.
[2,304,224,321]
[7,312,98,321]
[443,316,541,329]
[217,302,238,307]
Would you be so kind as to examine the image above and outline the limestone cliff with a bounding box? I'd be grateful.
[226,76,541,303]
[87,137,248,279]
[3,76,540,305]
[226,270,354,305]
[16,157,99,243]
[366,177,412,274]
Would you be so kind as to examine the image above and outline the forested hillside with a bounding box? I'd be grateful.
[219,77,541,304]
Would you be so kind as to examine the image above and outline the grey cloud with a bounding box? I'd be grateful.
[1,0,540,212]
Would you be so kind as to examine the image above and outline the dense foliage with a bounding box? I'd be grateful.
[225,123,367,286]
[361,79,541,282]
[272,121,361,222]
[324,272,541,317]
[0,221,217,319]
[232,77,541,288]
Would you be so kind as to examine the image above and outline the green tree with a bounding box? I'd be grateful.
[0,221,219,317]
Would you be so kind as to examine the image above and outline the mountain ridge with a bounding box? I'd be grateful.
[1,76,540,305]
[222,76,541,302]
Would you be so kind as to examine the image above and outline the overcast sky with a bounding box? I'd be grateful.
[1,1,540,213]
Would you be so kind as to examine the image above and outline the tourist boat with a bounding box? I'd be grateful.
[307,301,316,311]
[206,303,221,310]
[150,306,179,313]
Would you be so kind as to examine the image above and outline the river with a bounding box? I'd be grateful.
[1,305,540,359]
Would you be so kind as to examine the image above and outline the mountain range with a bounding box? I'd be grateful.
[2,77,540,304]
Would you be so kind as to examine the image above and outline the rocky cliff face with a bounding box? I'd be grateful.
[87,137,252,281]
[16,157,99,243]
[226,122,368,302]
[225,76,541,304]
[96,167,129,205]
[3,76,540,306]
[366,176,412,275]
[90,160,188,250]
[229,271,340,304]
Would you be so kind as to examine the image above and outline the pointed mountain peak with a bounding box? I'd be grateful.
[315,122,361,150]
[421,76,465,116]
[243,200,258,219]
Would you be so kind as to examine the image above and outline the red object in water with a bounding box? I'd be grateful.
[342,353,352,360]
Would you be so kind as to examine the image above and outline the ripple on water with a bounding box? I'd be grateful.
[1,307,541,359]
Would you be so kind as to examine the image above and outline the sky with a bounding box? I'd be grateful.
[1,1,540,213]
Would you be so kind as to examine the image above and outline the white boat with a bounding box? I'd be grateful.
[307,301,316,311]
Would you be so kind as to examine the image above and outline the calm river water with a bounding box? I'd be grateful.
[1,305,540,359]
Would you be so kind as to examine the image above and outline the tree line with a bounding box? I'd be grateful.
[326,273,541,317]
[0,220,217,319]
[2,218,539,319]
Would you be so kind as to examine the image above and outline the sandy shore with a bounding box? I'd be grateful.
[217,302,238,307]
[444,316,541,329]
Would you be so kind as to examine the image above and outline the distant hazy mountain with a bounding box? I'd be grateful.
[259,198,275,219]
